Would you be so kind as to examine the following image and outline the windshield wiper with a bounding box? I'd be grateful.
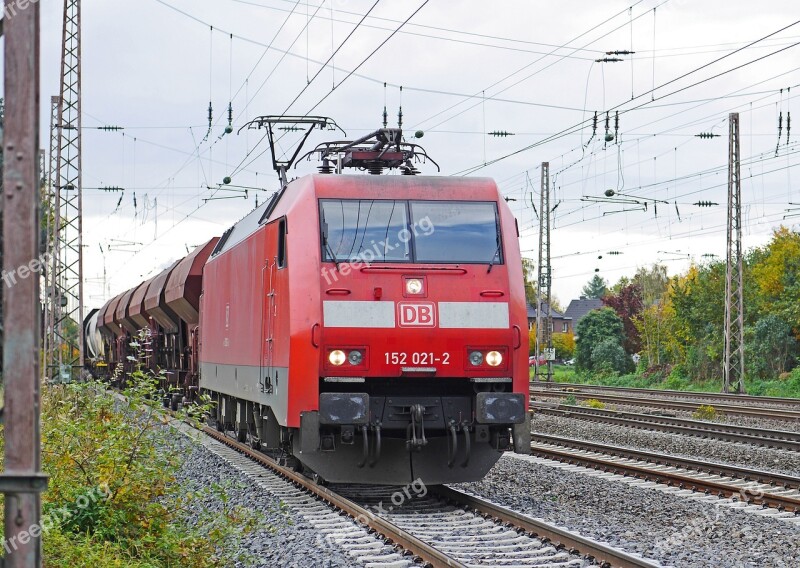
[487,240,501,273]
[321,220,340,271]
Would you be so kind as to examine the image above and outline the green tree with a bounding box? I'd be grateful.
[575,307,628,372]
[746,314,797,379]
[750,227,800,336]
[581,274,608,299]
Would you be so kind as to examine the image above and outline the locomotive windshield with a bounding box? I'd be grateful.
[320,199,502,264]
[320,199,411,262]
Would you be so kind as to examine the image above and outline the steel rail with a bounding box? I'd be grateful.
[533,433,800,490]
[530,437,800,513]
[200,424,660,567]
[531,404,800,451]
[433,485,661,568]
[530,381,800,407]
[530,389,800,421]
[200,425,466,568]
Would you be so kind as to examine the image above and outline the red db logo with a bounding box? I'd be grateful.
[398,303,436,327]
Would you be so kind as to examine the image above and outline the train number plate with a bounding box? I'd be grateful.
[385,352,450,366]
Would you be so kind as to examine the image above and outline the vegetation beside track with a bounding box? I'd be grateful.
[0,346,268,567]
[532,365,800,398]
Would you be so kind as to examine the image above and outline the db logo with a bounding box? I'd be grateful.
[398,302,437,328]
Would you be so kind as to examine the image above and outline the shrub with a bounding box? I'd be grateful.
[564,394,578,406]
[591,338,631,375]
[582,398,606,409]
[692,405,718,421]
[1,333,272,567]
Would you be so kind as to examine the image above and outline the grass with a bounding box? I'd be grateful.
[530,365,800,398]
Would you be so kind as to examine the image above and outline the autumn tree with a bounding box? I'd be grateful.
[633,264,669,305]
[552,332,575,359]
[602,282,643,354]
[521,258,537,307]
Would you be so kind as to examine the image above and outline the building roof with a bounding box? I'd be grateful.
[563,297,604,326]
[526,302,569,320]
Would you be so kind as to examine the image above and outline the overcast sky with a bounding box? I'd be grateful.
[23,0,800,306]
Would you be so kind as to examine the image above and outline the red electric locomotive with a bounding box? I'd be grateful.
[90,118,530,484]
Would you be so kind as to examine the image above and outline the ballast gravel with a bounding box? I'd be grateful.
[457,453,800,568]
[534,394,800,433]
[167,433,356,568]
[531,412,800,477]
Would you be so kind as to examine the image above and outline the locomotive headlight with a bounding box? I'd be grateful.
[469,351,484,366]
[485,351,503,367]
[347,350,363,366]
[405,278,423,295]
[329,350,346,366]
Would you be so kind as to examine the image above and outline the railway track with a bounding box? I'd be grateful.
[530,434,800,515]
[531,382,800,408]
[530,388,800,422]
[193,423,660,567]
[531,403,800,451]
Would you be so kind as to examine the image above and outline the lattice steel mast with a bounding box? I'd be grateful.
[51,0,84,380]
[535,162,553,381]
[723,112,745,394]
[44,97,60,380]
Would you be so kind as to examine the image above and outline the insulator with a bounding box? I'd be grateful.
[693,200,718,207]
[786,112,790,144]
[607,251,622,255]
[98,125,123,131]
[318,160,334,174]
[595,57,623,62]
[488,130,514,137]
[605,50,635,55]
[368,164,384,175]
[695,132,720,139]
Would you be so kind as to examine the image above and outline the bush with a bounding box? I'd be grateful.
[591,338,631,375]
[1,334,272,567]
[582,398,606,409]
[692,405,718,421]
[564,394,577,406]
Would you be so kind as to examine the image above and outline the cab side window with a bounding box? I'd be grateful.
[277,218,287,269]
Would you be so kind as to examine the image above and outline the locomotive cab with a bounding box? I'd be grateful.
[291,176,531,484]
